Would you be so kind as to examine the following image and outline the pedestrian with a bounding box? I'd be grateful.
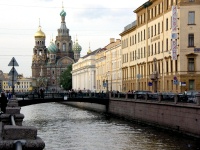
[40,89,44,99]
[7,91,12,100]
[0,92,8,113]
[184,89,187,95]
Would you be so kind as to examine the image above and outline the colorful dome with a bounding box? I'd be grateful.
[34,26,46,38]
[60,9,66,17]
[48,41,57,53]
[72,40,82,52]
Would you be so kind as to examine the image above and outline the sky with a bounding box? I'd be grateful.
[0,0,147,77]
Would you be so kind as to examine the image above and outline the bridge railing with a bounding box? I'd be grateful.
[15,92,109,100]
[110,92,200,105]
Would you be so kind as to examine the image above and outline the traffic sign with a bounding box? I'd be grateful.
[148,82,153,86]
[173,76,177,80]
[173,80,179,85]
[8,67,18,76]
[103,81,107,87]
[180,82,186,86]
[8,57,19,66]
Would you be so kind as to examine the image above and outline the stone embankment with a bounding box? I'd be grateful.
[0,97,45,150]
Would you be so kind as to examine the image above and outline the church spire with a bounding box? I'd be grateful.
[87,43,92,54]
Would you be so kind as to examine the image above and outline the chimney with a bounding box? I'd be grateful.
[110,38,115,43]
[116,39,121,43]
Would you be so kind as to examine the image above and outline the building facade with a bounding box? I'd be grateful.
[2,74,32,93]
[120,0,200,93]
[96,38,122,92]
[72,47,99,92]
[31,6,81,92]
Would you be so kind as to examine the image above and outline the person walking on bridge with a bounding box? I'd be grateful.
[0,92,8,113]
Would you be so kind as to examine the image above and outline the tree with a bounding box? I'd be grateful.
[60,64,72,90]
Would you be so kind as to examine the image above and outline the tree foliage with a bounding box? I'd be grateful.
[59,64,72,90]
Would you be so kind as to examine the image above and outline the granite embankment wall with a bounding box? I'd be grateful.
[109,99,200,138]
[61,98,200,138]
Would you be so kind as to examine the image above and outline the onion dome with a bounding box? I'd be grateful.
[48,40,57,53]
[34,25,46,38]
[60,9,66,17]
[72,39,82,52]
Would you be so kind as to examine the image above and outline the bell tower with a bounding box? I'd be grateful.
[55,4,74,59]
[32,20,48,78]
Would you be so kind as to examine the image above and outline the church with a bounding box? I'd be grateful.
[31,6,82,92]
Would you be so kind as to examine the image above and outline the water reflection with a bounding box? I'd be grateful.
[21,103,200,150]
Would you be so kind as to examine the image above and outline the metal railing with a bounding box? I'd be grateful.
[15,92,108,100]
[10,115,25,150]
[110,92,200,105]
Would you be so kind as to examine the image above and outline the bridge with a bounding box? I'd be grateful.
[16,92,109,107]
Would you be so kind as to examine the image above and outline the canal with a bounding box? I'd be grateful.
[21,103,200,150]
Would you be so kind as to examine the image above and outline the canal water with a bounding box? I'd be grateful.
[21,103,200,150]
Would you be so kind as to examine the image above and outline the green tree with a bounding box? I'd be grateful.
[60,64,72,90]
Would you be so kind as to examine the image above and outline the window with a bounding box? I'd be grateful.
[188,11,195,24]
[188,34,194,47]
[62,43,66,51]
[188,58,195,71]
[138,33,140,42]
[166,60,169,73]
[189,0,194,2]
[189,80,195,91]
[166,18,168,31]
[166,38,168,51]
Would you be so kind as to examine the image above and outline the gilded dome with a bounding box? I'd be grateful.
[48,41,57,53]
[34,26,46,38]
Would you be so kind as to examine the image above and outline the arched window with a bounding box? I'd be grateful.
[63,43,66,51]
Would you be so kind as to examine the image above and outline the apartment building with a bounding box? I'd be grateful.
[120,0,200,93]
[96,38,122,92]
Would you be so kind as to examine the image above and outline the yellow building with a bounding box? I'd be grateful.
[2,74,32,93]
[120,0,200,93]
[96,38,122,92]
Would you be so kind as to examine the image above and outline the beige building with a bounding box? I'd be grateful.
[2,74,32,93]
[96,38,122,92]
[120,0,200,93]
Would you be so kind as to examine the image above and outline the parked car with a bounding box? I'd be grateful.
[161,92,175,100]
[186,91,200,103]
[178,90,200,103]
[133,90,152,99]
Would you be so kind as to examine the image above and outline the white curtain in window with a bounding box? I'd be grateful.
[188,11,195,24]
